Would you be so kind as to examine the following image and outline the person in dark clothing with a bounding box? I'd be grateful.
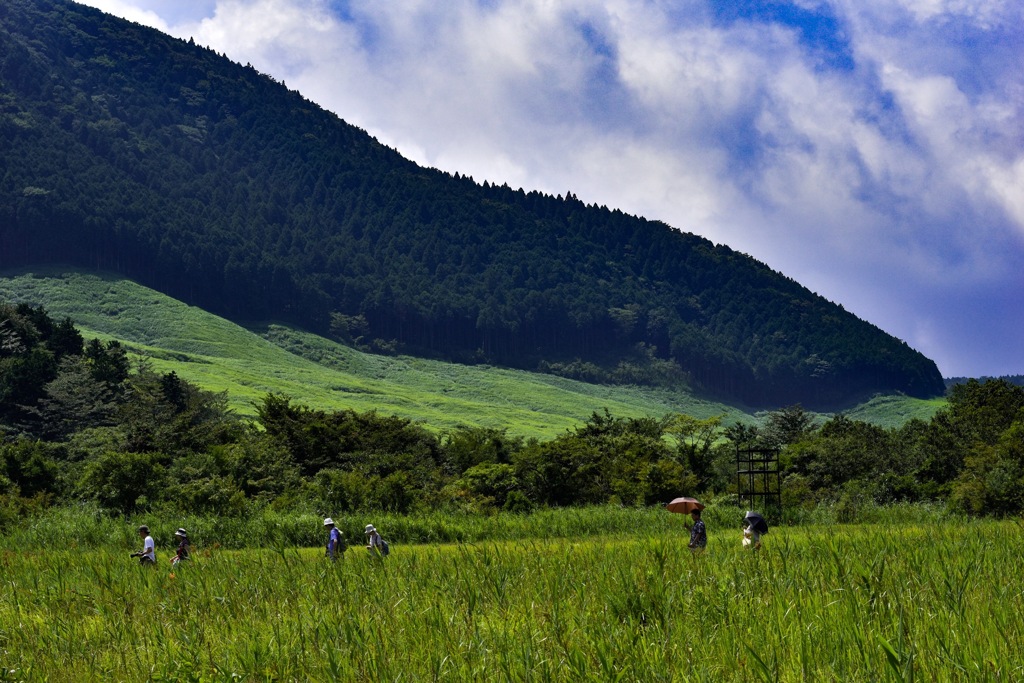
[172,528,190,565]
[688,509,707,554]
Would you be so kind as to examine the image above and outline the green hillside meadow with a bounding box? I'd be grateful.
[0,268,787,439]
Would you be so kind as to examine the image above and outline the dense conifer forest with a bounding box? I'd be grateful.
[0,0,944,408]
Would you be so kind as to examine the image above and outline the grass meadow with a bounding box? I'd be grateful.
[0,269,985,681]
[0,506,1021,681]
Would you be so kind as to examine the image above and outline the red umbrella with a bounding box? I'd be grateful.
[666,497,705,514]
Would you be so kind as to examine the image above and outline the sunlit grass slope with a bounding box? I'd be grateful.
[0,268,758,439]
[844,392,947,428]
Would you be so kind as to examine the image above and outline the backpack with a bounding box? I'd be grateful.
[326,529,347,557]
[379,537,390,557]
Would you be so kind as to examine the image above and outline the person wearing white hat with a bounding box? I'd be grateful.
[172,528,190,565]
[364,524,385,556]
[324,518,345,561]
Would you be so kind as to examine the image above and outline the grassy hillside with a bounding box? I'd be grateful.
[0,268,757,439]
[843,392,947,428]
[0,268,944,437]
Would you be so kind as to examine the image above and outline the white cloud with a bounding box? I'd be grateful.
[76,0,171,31]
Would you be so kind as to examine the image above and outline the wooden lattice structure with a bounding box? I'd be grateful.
[735,446,782,510]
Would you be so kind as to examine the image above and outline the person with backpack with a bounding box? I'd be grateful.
[130,525,156,565]
[324,518,346,561]
[171,528,190,565]
[365,524,388,557]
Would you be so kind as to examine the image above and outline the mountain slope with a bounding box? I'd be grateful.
[0,0,945,408]
[0,268,765,439]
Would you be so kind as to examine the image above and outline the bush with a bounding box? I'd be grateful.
[456,463,519,508]
[0,439,62,497]
[81,450,166,514]
[502,490,534,514]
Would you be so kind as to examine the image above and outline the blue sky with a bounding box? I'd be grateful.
[78,0,1024,378]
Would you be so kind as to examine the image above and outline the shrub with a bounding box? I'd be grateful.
[81,450,166,514]
[0,438,61,497]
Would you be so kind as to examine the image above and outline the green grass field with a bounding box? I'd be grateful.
[0,507,1018,681]
[0,267,944,439]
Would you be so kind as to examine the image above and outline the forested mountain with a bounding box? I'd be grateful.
[0,0,944,408]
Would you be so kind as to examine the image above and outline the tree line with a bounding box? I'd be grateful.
[0,0,944,408]
[2,304,1020,527]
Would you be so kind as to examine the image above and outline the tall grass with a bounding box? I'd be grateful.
[0,513,1020,680]
[7,503,696,550]
[5,501,959,552]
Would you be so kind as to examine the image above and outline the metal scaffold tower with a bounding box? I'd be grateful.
[735,446,782,510]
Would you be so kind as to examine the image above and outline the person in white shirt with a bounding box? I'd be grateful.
[131,525,156,565]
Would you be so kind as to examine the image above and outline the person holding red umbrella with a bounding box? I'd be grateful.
[666,497,708,553]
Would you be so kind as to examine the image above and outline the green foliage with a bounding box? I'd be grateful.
[665,413,723,488]
[511,410,680,507]
[81,450,165,514]
[0,303,67,430]
[114,360,240,455]
[256,393,440,478]
[950,421,1024,515]
[30,355,119,439]
[0,438,61,498]
[163,449,247,516]
[226,432,301,501]
[450,462,520,509]
[440,426,521,475]
[643,458,697,506]
[762,403,819,446]
[945,378,1024,446]
[83,338,130,389]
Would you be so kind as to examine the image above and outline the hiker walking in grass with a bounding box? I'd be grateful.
[130,525,156,565]
[365,524,387,557]
[324,518,346,561]
[688,509,707,554]
[742,523,762,550]
[742,511,767,551]
[171,528,190,565]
